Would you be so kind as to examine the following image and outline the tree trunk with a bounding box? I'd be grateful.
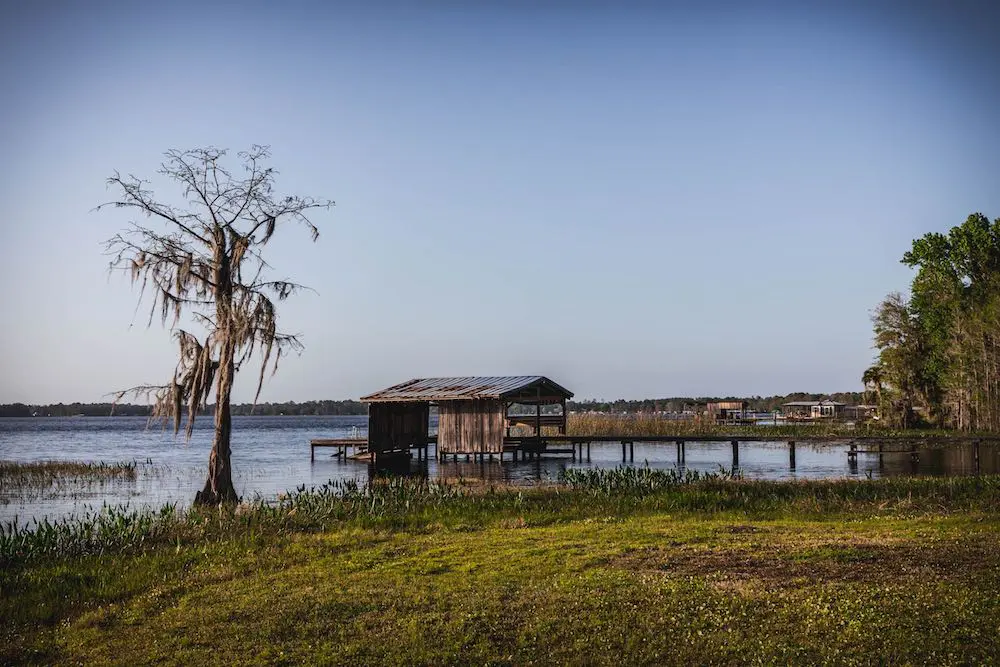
[196,240,238,505]
[195,340,238,504]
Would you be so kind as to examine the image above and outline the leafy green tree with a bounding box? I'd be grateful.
[870,293,922,427]
[869,213,1000,431]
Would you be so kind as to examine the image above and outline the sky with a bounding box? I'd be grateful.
[1,1,999,403]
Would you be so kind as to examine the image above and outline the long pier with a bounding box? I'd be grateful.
[312,434,995,470]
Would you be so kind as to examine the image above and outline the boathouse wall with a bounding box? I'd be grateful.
[438,399,505,454]
[368,402,429,454]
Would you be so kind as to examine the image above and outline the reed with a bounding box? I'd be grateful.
[0,460,139,504]
[560,465,739,492]
[0,460,138,486]
[564,413,985,438]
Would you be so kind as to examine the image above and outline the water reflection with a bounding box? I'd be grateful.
[355,439,1000,485]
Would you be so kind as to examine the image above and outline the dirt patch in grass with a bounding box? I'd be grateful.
[616,535,1000,586]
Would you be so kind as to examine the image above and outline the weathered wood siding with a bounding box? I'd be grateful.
[438,399,505,453]
[368,402,429,453]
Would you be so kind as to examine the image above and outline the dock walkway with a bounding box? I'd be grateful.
[312,434,996,470]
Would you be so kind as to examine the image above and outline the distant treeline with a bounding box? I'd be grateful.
[2,394,865,418]
[0,400,367,418]
[566,393,866,414]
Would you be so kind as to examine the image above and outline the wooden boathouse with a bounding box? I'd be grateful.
[360,376,574,461]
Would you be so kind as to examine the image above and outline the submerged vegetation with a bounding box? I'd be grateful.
[0,460,138,485]
[3,473,999,663]
[0,461,139,505]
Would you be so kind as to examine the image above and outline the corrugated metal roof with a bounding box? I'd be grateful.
[361,376,573,402]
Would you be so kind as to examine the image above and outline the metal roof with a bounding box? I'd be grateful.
[361,376,574,403]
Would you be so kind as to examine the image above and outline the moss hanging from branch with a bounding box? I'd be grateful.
[101,146,333,503]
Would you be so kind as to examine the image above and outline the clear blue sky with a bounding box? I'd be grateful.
[1,1,998,403]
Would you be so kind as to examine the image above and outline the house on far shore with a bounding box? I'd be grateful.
[706,400,750,423]
[846,404,879,421]
[781,399,846,419]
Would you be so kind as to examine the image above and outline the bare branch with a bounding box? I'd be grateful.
[102,145,331,504]
[98,173,212,245]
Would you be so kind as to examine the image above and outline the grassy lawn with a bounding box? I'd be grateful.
[3,472,1000,665]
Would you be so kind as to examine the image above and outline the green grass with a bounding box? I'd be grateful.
[4,474,1000,664]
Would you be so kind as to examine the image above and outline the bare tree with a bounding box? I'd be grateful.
[101,146,332,504]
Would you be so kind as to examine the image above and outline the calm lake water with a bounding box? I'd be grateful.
[1,416,996,525]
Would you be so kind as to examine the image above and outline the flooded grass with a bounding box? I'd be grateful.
[0,460,139,486]
[0,461,142,506]
[2,474,999,664]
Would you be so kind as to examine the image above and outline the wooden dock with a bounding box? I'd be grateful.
[500,435,775,466]
[312,434,995,471]
[310,437,435,462]
[846,442,922,462]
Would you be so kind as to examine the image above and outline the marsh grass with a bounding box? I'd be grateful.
[566,413,995,439]
[0,461,142,505]
[568,413,854,437]
[560,465,741,491]
[0,460,139,486]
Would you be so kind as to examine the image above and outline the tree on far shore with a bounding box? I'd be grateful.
[867,213,1000,431]
[101,146,332,504]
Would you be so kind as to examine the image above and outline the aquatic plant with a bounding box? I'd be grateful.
[0,461,140,503]
[0,460,138,484]
[560,465,739,493]
[0,502,177,563]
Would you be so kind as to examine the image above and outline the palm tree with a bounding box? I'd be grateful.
[861,364,884,418]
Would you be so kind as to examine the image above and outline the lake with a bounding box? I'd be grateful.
[1,416,996,525]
